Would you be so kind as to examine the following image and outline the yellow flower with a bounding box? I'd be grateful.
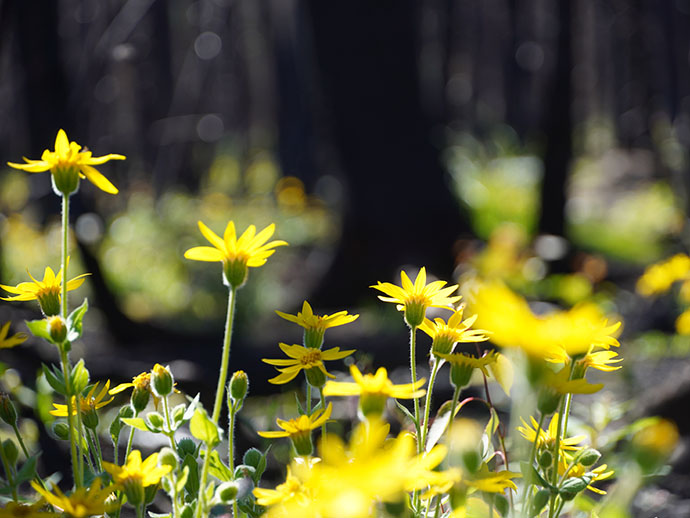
[31,478,117,518]
[254,465,316,510]
[276,301,359,348]
[0,501,59,518]
[0,258,89,316]
[258,403,333,455]
[637,253,690,296]
[566,463,614,495]
[468,464,520,493]
[110,371,159,412]
[103,450,171,506]
[419,307,490,355]
[50,380,114,417]
[0,321,27,349]
[518,414,585,460]
[676,308,690,334]
[322,365,425,417]
[184,220,287,288]
[263,343,354,386]
[371,267,461,327]
[435,350,499,389]
[8,129,124,196]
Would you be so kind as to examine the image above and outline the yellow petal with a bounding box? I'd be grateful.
[80,164,118,194]
[184,246,224,262]
[199,221,226,252]
[55,129,70,155]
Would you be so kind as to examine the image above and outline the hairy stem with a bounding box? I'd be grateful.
[211,287,237,425]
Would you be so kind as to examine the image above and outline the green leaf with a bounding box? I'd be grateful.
[121,417,153,432]
[42,364,67,395]
[15,455,38,484]
[66,298,88,342]
[182,454,199,497]
[26,319,53,343]
[206,449,233,482]
[395,400,416,424]
[190,409,220,446]
[176,465,190,494]
[110,406,134,446]
[70,359,90,395]
[182,393,200,422]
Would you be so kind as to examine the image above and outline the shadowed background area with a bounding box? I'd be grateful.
[3,1,690,512]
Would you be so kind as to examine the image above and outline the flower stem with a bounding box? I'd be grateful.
[211,286,237,425]
[320,389,327,438]
[11,423,48,490]
[228,403,239,518]
[420,357,441,450]
[445,385,461,437]
[520,412,545,517]
[0,441,17,501]
[409,326,422,453]
[305,383,312,415]
[163,395,178,453]
[59,345,81,487]
[61,194,69,318]
[196,444,212,518]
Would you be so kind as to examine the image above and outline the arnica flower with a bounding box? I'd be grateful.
[0,501,59,518]
[371,267,461,328]
[566,463,614,495]
[322,365,425,417]
[253,465,315,511]
[258,403,332,456]
[50,381,114,429]
[8,129,124,196]
[110,371,157,413]
[636,253,690,296]
[0,259,89,317]
[0,321,27,349]
[276,301,359,349]
[103,450,171,506]
[31,478,117,518]
[184,220,287,288]
[468,464,520,493]
[419,307,490,356]
[263,343,355,387]
[518,414,586,462]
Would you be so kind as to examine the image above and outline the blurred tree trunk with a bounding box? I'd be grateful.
[538,0,572,240]
[306,0,470,305]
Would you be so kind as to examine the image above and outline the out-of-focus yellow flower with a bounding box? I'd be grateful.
[50,381,114,417]
[184,220,287,288]
[0,259,89,316]
[31,478,117,518]
[676,309,690,335]
[637,253,690,296]
[371,267,461,327]
[419,307,490,356]
[0,321,27,349]
[103,450,171,506]
[276,301,359,348]
[633,418,679,459]
[0,501,59,517]
[263,343,354,385]
[8,129,124,196]
[254,465,316,512]
[323,365,425,417]
[518,414,585,460]
[468,464,520,493]
[567,463,614,495]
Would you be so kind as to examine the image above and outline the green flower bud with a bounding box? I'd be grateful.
[538,450,553,469]
[305,366,326,388]
[48,316,67,343]
[223,259,248,289]
[404,303,426,329]
[243,448,263,469]
[449,362,474,389]
[53,421,70,440]
[216,481,239,503]
[131,387,151,413]
[158,447,178,470]
[82,406,99,429]
[0,393,18,425]
[2,440,18,466]
[51,165,80,196]
[146,411,165,431]
[177,438,197,458]
[151,364,174,397]
[229,371,249,402]
[559,477,588,501]
[537,388,560,416]
[579,448,601,467]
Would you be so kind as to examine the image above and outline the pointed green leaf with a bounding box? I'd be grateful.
[42,364,66,395]
[26,319,53,343]
[121,417,153,432]
[206,449,233,482]
[66,298,88,342]
[15,455,38,484]
[70,359,90,394]
[190,409,220,446]
[182,453,199,497]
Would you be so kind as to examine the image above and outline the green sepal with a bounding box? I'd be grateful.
[559,475,592,501]
[66,298,88,342]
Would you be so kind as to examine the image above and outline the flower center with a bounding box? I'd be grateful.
[300,350,322,366]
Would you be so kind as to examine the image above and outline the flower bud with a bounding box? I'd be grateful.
[131,387,151,413]
[538,450,552,469]
[216,481,239,503]
[48,316,67,343]
[53,421,70,440]
[449,362,473,389]
[151,364,174,397]
[2,440,18,465]
[177,438,197,458]
[82,405,100,429]
[537,388,560,416]
[229,371,249,402]
[404,303,425,329]
[578,448,601,467]
[0,393,17,426]
[305,366,326,388]
[158,447,178,470]
[51,166,80,197]
[223,259,248,289]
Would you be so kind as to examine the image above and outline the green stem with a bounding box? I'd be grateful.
[420,357,442,450]
[211,287,237,425]
[11,423,47,490]
[196,444,212,518]
[86,429,102,473]
[409,326,422,453]
[228,404,238,518]
[136,503,144,518]
[163,396,178,452]
[548,398,566,518]
[115,413,139,518]
[59,346,81,487]
[61,194,69,318]
[520,413,545,517]
[0,441,17,501]
[319,389,327,438]
[305,383,312,416]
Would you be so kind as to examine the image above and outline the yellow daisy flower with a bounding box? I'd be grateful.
[518,414,585,459]
[184,220,288,288]
[371,267,461,327]
[435,350,500,389]
[322,365,425,417]
[276,301,359,348]
[31,478,117,518]
[467,464,520,493]
[110,371,159,412]
[8,129,124,196]
[258,403,333,455]
[253,465,315,509]
[0,258,89,316]
[103,450,171,506]
[0,501,59,518]
[263,343,355,386]
[420,307,490,355]
[566,463,614,495]
[50,380,114,417]
[0,321,28,349]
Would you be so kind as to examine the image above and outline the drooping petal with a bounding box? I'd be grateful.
[84,153,126,165]
[80,164,118,194]
[184,246,224,262]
